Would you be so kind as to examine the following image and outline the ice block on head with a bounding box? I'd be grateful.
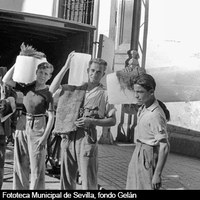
[13,55,47,84]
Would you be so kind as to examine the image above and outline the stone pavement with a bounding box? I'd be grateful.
[2,143,200,190]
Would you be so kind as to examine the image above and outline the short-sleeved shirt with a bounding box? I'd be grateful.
[15,81,53,115]
[59,83,116,119]
[135,100,168,146]
[83,83,116,119]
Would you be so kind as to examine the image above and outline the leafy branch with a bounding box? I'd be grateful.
[19,43,46,59]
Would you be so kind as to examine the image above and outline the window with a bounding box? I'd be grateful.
[58,0,94,25]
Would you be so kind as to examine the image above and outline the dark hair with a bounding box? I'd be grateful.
[88,58,107,72]
[134,74,156,91]
[135,74,170,121]
[157,100,170,121]
[37,62,54,74]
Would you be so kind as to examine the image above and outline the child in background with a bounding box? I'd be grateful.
[0,67,17,189]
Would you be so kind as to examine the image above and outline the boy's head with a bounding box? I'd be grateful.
[87,58,107,84]
[134,74,156,91]
[36,62,54,85]
[133,74,156,105]
[37,62,54,74]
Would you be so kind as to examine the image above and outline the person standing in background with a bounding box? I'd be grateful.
[125,73,170,190]
[0,67,17,189]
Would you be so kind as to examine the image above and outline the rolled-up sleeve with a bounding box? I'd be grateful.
[150,113,168,142]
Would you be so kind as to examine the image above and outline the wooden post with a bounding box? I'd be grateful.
[141,0,149,68]
[124,0,142,143]
[92,0,100,58]
[130,0,141,50]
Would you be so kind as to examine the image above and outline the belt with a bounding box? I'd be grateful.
[22,112,46,129]
[137,140,159,153]
[22,111,46,117]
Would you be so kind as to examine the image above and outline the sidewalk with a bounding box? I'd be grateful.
[2,143,200,190]
[98,143,200,190]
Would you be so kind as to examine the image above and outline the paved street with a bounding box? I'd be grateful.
[2,143,200,190]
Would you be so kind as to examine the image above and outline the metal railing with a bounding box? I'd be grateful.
[59,0,94,25]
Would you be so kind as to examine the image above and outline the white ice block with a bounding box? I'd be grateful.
[68,53,91,86]
[107,66,200,104]
[13,55,47,84]
[106,72,137,104]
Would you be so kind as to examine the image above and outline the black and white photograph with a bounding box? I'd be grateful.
[0,0,200,197]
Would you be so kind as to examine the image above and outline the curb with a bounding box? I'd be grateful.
[169,132,200,159]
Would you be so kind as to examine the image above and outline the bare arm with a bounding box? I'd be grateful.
[37,110,55,150]
[49,51,74,94]
[91,111,116,127]
[2,65,16,87]
[75,110,116,128]
[152,138,170,189]
[43,111,55,141]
